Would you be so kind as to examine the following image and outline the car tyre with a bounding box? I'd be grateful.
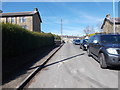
[82,46,85,51]
[87,48,91,57]
[98,53,107,69]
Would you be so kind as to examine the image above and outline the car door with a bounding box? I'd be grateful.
[80,39,83,48]
[88,35,95,54]
[92,36,101,56]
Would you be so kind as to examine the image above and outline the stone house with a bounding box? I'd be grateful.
[0,8,42,32]
[101,14,120,34]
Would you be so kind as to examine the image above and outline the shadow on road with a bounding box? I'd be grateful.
[28,53,85,70]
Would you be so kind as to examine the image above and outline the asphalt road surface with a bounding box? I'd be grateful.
[27,43,119,88]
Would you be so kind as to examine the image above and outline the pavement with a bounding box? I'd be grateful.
[2,44,63,89]
[26,43,119,88]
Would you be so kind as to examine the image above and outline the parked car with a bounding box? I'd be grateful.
[72,39,76,44]
[87,34,120,69]
[73,39,80,45]
[80,39,88,51]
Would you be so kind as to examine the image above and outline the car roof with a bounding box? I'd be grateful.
[82,39,88,40]
[94,34,120,37]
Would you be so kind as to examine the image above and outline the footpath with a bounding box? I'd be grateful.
[2,44,63,89]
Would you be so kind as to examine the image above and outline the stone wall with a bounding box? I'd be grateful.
[103,21,120,34]
[0,16,33,31]
[33,13,41,32]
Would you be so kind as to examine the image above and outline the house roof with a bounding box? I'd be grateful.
[0,11,42,22]
[108,18,120,24]
[101,17,120,29]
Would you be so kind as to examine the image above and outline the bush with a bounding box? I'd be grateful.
[2,23,54,58]
[53,34,61,40]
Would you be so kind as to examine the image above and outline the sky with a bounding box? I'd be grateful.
[2,2,119,36]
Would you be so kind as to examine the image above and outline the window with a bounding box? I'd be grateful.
[11,17,15,23]
[93,36,99,43]
[19,17,26,23]
[88,35,94,43]
[101,35,120,43]
[23,17,26,22]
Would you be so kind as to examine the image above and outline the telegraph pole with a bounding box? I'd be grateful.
[61,19,63,36]
[61,19,63,42]
[113,0,116,33]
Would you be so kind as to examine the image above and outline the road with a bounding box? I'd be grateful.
[26,43,118,88]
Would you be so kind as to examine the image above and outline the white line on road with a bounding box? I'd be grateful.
[58,62,63,68]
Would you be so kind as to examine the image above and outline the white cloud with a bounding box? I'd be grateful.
[60,26,85,36]
[81,15,104,24]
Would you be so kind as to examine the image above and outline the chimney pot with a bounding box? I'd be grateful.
[106,14,110,18]
[34,8,38,12]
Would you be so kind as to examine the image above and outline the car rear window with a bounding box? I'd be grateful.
[101,35,120,43]
[76,40,80,42]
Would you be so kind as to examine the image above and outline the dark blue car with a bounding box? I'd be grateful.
[80,39,88,50]
[73,39,80,45]
[87,34,120,69]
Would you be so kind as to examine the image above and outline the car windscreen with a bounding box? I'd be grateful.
[101,35,120,43]
[76,40,80,42]
[83,39,88,43]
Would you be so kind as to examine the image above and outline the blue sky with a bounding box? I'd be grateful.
[2,2,119,36]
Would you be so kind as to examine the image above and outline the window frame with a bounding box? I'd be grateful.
[19,17,26,23]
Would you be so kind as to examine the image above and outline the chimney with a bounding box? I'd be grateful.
[34,8,38,13]
[106,14,110,19]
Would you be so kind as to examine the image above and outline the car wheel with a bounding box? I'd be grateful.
[98,53,107,69]
[87,48,91,56]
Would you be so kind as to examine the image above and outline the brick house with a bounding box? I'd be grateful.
[0,8,42,32]
[101,14,120,34]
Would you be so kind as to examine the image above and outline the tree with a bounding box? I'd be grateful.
[83,26,95,35]
[96,22,103,33]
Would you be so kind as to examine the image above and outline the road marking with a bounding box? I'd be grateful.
[58,62,63,68]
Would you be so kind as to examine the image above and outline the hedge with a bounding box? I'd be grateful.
[2,23,54,58]
[52,34,61,40]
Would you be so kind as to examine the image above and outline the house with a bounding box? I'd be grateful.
[0,8,42,32]
[101,14,120,34]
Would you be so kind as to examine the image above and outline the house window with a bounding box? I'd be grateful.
[23,17,26,22]
[19,17,26,23]
[11,17,15,23]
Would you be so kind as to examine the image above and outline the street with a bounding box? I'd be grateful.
[27,43,118,88]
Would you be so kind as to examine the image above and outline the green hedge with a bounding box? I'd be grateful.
[53,34,61,40]
[2,23,54,58]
